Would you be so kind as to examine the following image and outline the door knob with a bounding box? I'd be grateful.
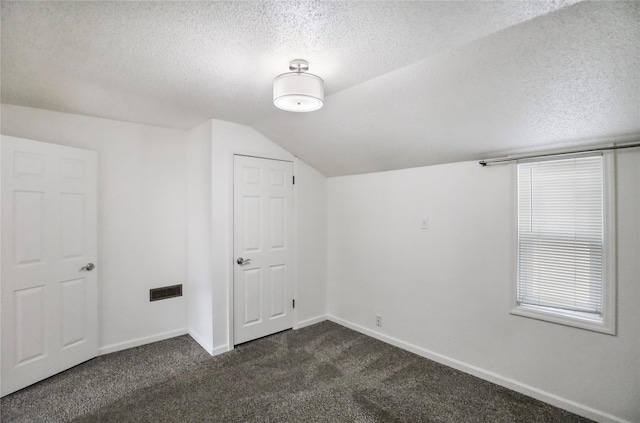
[80,263,95,271]
[236,257,251,265]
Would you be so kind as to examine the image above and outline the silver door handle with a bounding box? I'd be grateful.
[236,257,251,265]
[80,263,95,272]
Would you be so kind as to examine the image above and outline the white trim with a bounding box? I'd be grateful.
[512,152,617,335]
[188,329,214,355]
[228,152,296,348]
[510,304,613,334]
[182,331,231,357]
[211,344,231,356]
[326,315,631,423]
[292,157,299,329]
[296,315,327,329]
[228,147,294,164]
[226,149,235,350]
[603,151,618,334]
[98,328,188,355]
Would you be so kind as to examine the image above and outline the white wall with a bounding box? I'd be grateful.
[186,121,214,352]
[1,106,328,357]
[185,119,328,352]
[4,102,633,421]
[327,151,640,423]
[295,160,328,326]
[1,104,188,353]
[210,119,295,351]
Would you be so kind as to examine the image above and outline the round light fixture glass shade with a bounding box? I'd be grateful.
[273,72,324,112]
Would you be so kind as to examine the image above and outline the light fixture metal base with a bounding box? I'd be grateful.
[289,59,309,72]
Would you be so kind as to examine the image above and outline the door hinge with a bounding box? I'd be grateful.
[292,299,295,309]
[292,175,295,185]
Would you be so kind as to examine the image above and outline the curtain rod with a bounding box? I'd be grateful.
[479,141,640,166]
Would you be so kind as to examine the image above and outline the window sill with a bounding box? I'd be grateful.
[511,304,616,335]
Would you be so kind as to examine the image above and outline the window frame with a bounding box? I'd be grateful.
[510,151,617,335]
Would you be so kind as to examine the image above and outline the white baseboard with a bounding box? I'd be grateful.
[211,344,230,356]
[188,329,214,355]
[196,315,329,356]
[187,330,230,356]
[98,328,188,356]
[296,315,327,329]
[326,315,631,423]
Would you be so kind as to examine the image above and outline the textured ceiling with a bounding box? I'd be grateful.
[2,1,639,176]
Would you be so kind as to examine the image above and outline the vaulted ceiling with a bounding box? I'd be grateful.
[2,1,639,176]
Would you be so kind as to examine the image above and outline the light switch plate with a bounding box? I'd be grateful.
[420,216,429,229]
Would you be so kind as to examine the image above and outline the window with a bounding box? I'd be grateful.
[512,153,616,334]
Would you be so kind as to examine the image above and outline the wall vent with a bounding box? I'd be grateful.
[150,284,182,301]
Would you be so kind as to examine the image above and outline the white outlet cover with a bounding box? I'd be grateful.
[420,216,429,229]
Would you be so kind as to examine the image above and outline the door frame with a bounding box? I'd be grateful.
[226,150,298,350]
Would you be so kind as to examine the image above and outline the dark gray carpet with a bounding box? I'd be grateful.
[1,321,592,423]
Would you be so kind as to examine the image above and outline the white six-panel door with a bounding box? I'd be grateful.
[1,136,98,396]
[233,155,293,345]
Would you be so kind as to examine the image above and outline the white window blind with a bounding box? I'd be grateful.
[517,154,604,316]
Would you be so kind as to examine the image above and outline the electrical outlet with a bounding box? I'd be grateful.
[376,315,382,327]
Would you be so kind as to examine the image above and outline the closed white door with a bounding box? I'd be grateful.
[233,155,294,345]
[1,136,98,396]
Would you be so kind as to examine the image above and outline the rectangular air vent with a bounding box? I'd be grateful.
[149,284,182,302]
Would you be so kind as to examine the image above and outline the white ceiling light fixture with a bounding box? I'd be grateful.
[273,59,324,112]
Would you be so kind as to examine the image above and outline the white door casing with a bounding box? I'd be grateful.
[233,155,294,345]
[1,136,98,396]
